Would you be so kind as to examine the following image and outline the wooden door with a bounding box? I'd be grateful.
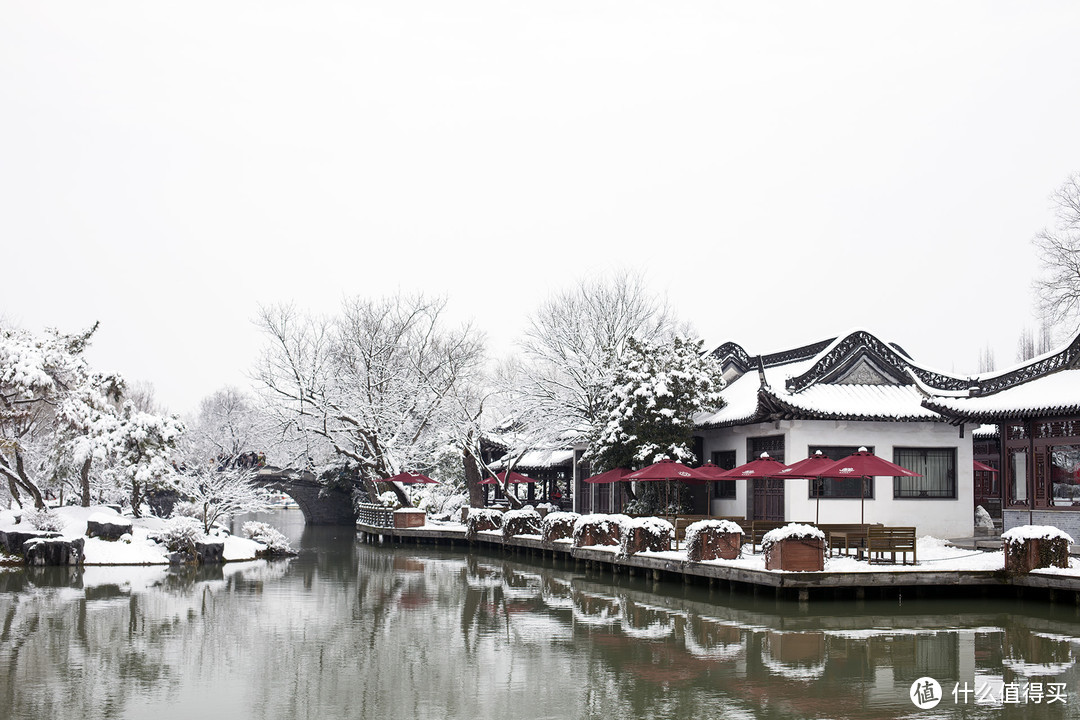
[753,478,785,521]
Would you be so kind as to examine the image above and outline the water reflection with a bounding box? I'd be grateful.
[1,514,1080,719]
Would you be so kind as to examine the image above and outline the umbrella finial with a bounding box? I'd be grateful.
[813,450,824,457]
[760,452,770,459]
[858,446,869,453]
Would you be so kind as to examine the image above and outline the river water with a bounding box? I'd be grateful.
[2,510,1080,720]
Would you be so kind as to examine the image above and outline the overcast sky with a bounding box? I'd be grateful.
[2,2,1079,413]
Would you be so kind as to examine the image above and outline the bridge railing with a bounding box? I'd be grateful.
[356,502,395,528]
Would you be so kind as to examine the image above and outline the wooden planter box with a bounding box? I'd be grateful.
[765,538,825,571]
[1005,536,1070,574]
[620,525,672,556]
[688,530,741,562]
[393,509,426,529]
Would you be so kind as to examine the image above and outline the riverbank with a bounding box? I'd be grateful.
[358,520,1080,603]
[0,505,268,565]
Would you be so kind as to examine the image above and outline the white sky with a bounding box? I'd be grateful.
[2,1,1079,413]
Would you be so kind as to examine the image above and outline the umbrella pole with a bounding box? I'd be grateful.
[861,477,866,525]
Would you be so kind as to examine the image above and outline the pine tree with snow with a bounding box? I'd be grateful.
[590,336,725,513]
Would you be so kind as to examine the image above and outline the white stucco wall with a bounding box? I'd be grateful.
[699,419,975,538]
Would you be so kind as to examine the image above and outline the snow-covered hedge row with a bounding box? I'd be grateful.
[466,508,504,541]
[573,514,630,548]
[502,506,542,538]
[761,523,825,553]
[542,512,580,543]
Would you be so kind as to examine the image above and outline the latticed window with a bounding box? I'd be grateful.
[749,435,785,462]
[893,448,956,499]
[711,450,737,498]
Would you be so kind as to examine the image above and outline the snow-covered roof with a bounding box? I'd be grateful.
[925,369,1080,421]
[504,448,575,469]
[699,329,970,427]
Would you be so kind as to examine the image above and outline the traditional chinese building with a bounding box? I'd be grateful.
[696,329,979,538]
[923,330,1080,536]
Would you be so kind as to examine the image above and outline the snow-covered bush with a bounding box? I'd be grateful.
[502,505,542,538]
[542,511,580,543]
[536,502,558,516]
[620,516,673,557]
[573,514,629,548]
[465,508,503,541]
[1002,525,1075,545]
[974,505,994,531]
[242,521,293,555]
[170,501,201,519]
[685,519,743,562]
[761,524,825,554]
[427,492,469,521]
[379,491,402,509]
[24,509,64,533]
[152,516,204,553]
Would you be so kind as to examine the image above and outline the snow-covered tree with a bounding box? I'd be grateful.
[186,386,273,467]
[256,294,484,505]
[0,323,122,509]
[520,270,690,438]
[590,336,725,513]
[1033,173,1080,331]
[172,466,270,533]
[98,402,185,517]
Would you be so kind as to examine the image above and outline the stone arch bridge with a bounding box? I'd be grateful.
[251,467,356,525]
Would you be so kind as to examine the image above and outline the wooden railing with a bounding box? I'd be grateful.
[356,503,394,528]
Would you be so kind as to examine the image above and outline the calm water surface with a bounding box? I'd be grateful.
[3,510,1080,720]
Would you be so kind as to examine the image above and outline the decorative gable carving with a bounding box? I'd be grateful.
[833,358,896,386]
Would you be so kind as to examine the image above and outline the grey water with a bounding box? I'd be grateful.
[2,510,1080,720]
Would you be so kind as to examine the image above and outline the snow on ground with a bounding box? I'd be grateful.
[0,505,272,565]
[638,536,1011,574]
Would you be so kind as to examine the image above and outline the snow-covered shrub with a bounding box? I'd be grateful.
[465,508,503,541]
[152,516,204,553]
[170,501,201,519]
[1002,525,1073,573]
[431,493,469,522]
[242,521,293,555]
[536,502,558,516]
[379,491,402,509]
[502,506,542,538]
[542,511,580,543]
[620,516,673,557]
[974,505,994,531]
[24,509,64,533]
[573,514,629,548]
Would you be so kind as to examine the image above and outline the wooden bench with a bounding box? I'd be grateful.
[817,523,881,558]
[867,526,917,565]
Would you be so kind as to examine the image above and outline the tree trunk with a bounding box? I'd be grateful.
[464,448,485,508]
[385,481,410,507]
[80,457,92,507]
[13,452,46,510]
[130,480,142,518]
[497,479,524,509]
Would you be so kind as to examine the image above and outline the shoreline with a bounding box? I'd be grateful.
[358,520,1080,605]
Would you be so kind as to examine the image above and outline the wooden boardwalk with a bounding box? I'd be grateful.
[356,522,1080,603]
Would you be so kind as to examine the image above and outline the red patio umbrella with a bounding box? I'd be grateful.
[973,460,999,473]
[583,467,635,483]
[478,470,537,485]
[772,451,836,524]
[386,472,440,484]
[808,447,920,524]
[717,452,789,479]
[625,459,710,514]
